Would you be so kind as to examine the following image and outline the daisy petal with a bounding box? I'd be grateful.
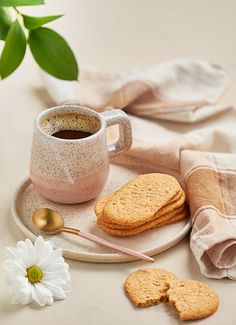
[46,295,53,306]
[10,283,30,305]
[15,275,29,287]
[24,239,36,266]
[19,283,33,305]
[25,239,34,249]
[43,279,70,293]
[11,292,22,304]
[64,262,69,271]
[41,263,67,273]
[4,260,26,276]
[16,249,31,268]
[34,237,52,263]
[5,247,18,259]
[38,249,62,268]
[43,269,69,281]
[42,281,66,300]
[16,241,26,249]
[32,283,53,307]
[16,241,27,255]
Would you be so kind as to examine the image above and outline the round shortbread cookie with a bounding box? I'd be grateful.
[166,279,219,321]
[124,268,178,308]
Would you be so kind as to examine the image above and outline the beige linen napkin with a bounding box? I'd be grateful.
[181,150,236,279]
[41,59,231,123]
[41,59,236,279]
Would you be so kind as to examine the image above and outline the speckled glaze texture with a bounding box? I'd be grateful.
[30,105,132,204]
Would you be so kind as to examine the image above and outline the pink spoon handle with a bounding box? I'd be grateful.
[79,231,154,262]
[63,227,153,262]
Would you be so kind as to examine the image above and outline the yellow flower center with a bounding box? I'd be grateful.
[26,265,43,284]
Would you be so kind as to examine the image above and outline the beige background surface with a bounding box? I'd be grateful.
[1,1,236,324]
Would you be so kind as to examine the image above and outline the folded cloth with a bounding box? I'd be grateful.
[41,59,231,123]
[41,59,236,279]
[181,150,236,279]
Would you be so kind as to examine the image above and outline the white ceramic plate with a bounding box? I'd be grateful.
[11,164,191,263]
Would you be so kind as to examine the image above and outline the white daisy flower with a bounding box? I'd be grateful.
[4,236,70,307]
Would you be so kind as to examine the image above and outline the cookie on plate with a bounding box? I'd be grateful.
[97,207,187,236]
[102,173,182,227]
[94,173,187,236]
[96,189,185,230]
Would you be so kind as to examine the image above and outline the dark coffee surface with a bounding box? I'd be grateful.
[52,129,93,139]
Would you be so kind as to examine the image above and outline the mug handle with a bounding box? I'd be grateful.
[101,109,132,159]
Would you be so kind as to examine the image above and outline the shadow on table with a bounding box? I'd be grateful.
[32,87,55,108]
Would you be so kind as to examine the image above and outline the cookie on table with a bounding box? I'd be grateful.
[124,269,219,321]
[166,279,219,321]
[124,268,178,307]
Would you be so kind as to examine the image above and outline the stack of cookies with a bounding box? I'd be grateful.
[94,173,187,236]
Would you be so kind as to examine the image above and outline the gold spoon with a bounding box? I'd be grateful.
[32,208,154,263]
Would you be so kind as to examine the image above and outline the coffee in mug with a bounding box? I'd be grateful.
[30,105,132,204]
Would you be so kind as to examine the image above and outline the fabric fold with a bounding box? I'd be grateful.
[41,59,231,123]
[181,151,236,279]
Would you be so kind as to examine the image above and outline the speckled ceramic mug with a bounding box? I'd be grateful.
[30,105,132,204]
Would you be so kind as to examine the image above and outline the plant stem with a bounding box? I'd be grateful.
[14,7,21,15]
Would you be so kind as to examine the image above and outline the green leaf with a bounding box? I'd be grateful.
[0,7,13,26]
[28,27,78,81]
[0,0,44,6]
[0,20,8,39]
[0,7,13,40]
[0,20,26,79]
[23,14,63,30]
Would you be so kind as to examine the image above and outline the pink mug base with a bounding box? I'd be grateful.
[30,164,109,204]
